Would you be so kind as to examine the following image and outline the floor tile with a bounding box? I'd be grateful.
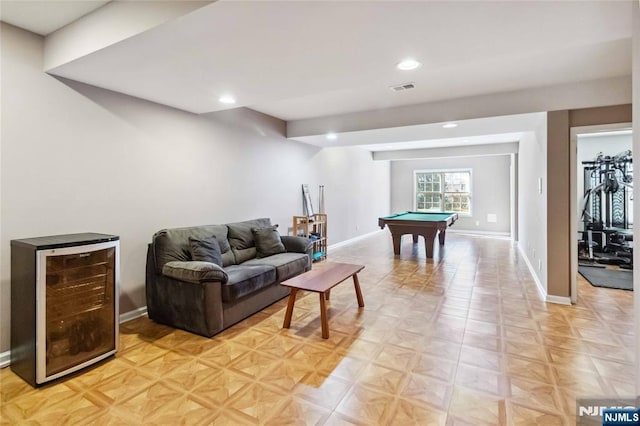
[264,397,330,426]
[191,369,253,406]
[400,372,452,410]
[388,398,448,425]
[0,232,634,424]
[507,376,564,413]
[225,382,290,424]
[412,353,458,382]
[335,384,396,425]
[447,386,506,425]
[507,401,566,426]
[294,373,353,411]
[358,363,407,394]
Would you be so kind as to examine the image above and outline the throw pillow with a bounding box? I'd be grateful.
[252,226,285,258]
[189,236,223,266]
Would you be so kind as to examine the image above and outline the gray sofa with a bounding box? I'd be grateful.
[145,218,312,337]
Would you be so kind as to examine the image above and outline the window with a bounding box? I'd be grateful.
[415,170,471,214]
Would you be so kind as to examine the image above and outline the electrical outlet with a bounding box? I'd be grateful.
[475,221,480,226]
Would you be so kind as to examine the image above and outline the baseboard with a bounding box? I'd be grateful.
[449,229,511,238]
[517,243,548,302]
[0,307,148,369]
[0,350,10,368]
[119,306,147,324]
[327,229,384,251]
[545,294,572,305]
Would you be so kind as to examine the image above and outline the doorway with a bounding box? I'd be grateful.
[570,124,633,303]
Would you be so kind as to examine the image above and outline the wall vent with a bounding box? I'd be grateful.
[390,82,416,92]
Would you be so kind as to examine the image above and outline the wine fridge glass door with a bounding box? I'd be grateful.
[36,241,119,384]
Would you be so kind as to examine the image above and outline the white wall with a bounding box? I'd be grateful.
[390,155,511,234]
[305,148,390,241]
[0,23,390,354]
[576,133,633,229]
[517,123,548,292]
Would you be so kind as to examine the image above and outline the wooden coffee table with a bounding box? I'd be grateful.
[281,262,365,339]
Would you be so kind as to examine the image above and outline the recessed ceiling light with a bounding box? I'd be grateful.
[397,59,421,71]
[442,123,458,129]
[219,95,236,104]
[326,133,337,140]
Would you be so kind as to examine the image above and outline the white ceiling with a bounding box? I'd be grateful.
[0,0,634,151]
[0,0,109,36]
[294,112,545,149]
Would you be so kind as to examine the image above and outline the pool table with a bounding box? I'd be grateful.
[378,211,458,258]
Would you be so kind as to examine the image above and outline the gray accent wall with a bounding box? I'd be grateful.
[0,23,390,354]
[390,155,511,234]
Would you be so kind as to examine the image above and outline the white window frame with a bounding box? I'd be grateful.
[413,168,473,216]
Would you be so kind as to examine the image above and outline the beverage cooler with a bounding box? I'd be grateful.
[11,233,119,386]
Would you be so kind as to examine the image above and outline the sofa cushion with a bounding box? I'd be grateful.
[163,261,228,284]
[222,264,276,302]
[280,235,313,254]
[243,252,310,281]
[252,226,285,258]
[154,225,235,271]
[227,218,272,263]
[189,236,223,266]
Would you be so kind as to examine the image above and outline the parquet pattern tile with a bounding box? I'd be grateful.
[1,231,635,425]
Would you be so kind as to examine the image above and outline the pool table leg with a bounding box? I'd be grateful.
[423,230,438,258]
[439,229,446,245]
[424,239,434,258]
[391,232,401,255]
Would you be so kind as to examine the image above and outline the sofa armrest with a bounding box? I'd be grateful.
[162,261,228,284]
[281,235,313,254]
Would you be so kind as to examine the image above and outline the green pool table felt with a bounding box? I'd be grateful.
[382,212,457,222]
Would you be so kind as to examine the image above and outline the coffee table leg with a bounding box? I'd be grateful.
[319,293,329,339]
[325,289,331,300]
[283,288,298,329]
[353,274,365,307]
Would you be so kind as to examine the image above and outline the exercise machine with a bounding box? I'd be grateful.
[579,150,633,268]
